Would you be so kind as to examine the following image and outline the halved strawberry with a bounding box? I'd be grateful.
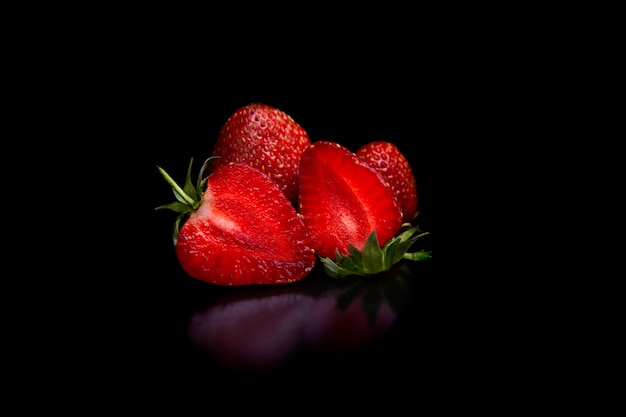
[156,158,316,286]
[298,141,403,259]
[299,141,431,278]
[208,103,310,205]
[356,141,418,223]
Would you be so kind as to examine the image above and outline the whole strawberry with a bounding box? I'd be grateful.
[356,141,418,223]
[209,103,310,205]
[156,157,316,286]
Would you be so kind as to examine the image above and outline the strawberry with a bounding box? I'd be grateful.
[356,141,418,223]
[208,103,310,205]
[298,141,402,258]
[298,141,431,278]
[156,157,316,286]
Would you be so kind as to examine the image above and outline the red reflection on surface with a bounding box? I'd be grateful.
[303,294,396,356]
[187,265,414,371]
[188,293,314,371]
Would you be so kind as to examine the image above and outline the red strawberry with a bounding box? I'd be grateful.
[299,141,431,278]
[356,141,418,223]
[298,141,403,260]
[209,103,310,205]
[156,157,316,286]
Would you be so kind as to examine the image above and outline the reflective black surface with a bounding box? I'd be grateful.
[41,28,573,410]
[104,69,466,398]
[125,82,442,387]
[170,261,430,371]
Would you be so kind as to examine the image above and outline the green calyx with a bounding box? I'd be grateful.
[320,218,431,279]
[155,157,217,245]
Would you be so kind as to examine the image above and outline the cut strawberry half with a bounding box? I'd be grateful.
[156,158,316,286]
[298,141,431,278]
[298,141,403,259]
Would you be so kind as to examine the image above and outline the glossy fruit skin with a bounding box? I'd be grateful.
[209,103,310,205]
[298,141,403,259]
[175,163,316,286]
[356,141,418,223]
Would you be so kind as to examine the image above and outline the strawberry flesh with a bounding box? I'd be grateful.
[175,163,316,285]
[298,141,403,259]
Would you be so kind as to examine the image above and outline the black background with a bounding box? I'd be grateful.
[61,39,544,406]
[12,10,596,411]
[118,69,449,389]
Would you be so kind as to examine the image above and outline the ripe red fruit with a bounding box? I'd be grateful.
[356,141,418,223]
[298,141,403,260]
[156,158,316,286]
[208,103,310,205]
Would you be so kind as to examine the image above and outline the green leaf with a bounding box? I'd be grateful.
[387,238,414,267]
[362,231,384,274]
[403,250,432,261]
[346,245,363,271]
[156,157,215,245]
[320,256,342,278]
[318,213,432,279]
[155,201,191,214]
[182,159,197,201]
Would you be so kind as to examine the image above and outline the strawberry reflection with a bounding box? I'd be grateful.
[187,264,415,371]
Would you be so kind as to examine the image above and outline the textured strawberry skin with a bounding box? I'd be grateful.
[298,141,403,259]
[209,103,310,205]
[175,163,316,285]
[356,141,418,223]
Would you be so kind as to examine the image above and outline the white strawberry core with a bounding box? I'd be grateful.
[339,211,358,238]
[196,195,241,233]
